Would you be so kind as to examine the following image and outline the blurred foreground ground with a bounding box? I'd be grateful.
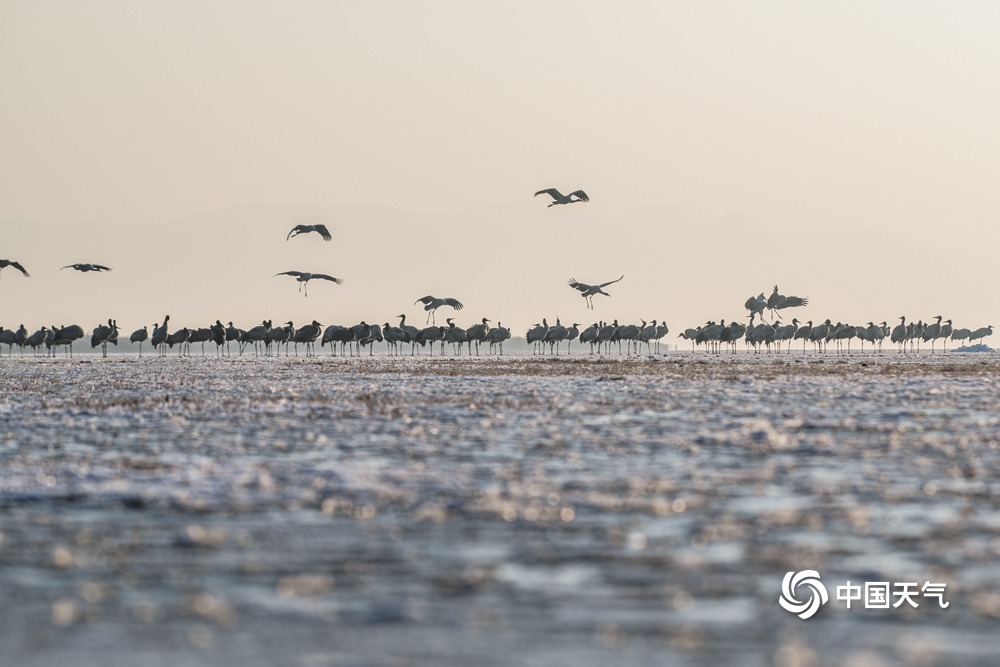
[0,353,998,666]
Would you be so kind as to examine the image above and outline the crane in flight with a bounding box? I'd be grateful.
[414,296,464,324]
[0,259,30,280]
[287,224,332,241]
[62,263,112,273]
[534,188,590,207]
[568,275,624,310]
[275,271,343,296]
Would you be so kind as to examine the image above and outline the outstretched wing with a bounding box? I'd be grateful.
[568,190,590,202]
[534,188,562,200]
[61,265,78,271]
[778,296,808,309]
[275,270,304,278]
[567,278,590,292]
[287,224,308,241]
[598,275,624,288]
[415,295,436,305]
[442,298,463,310]
[10,261,29,277]
[313,224,332,241]
[312,273,343,285]
[92,264,112,272]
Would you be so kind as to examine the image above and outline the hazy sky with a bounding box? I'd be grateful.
[2,2,999,333]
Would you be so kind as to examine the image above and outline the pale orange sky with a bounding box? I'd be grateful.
[1,3,999,333]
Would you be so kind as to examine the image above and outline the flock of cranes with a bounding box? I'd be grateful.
[527,318,669,355]
[3,191,996,358]
[681,311,993,355]
[677,287,993,354]
[0,314,519,358]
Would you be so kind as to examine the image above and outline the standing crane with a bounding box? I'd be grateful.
[151,315,170,357]
[91,319,118,358]
[130,326,148,357]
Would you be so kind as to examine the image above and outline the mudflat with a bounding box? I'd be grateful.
[0,354,998,666]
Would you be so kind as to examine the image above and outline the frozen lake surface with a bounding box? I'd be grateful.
[1,353,999,666]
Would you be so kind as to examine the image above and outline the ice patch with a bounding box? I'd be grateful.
[951,344,993,353]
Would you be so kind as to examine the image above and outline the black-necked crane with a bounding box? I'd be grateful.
[25,326,47,355]
[970,325,994,345]
[275,271,342,297]
[939,319,953,352]
[545,319,569,355]
[810,319,832,353]
[950,327,971,344]
[416,325,444,356]
[565,323,581,354]
[414,296,463,324]
[890,317,907,353]
[745,294,766,319]
[240,321,271,356]
[62,263,112,273]
[767,285,809,317]
[130,326,148,357]
[225,322,243,356]
[188,327,214,356]
[51,324,84,357]
[151,315,170,357]
[166,328,190,356]
[793,321,813,352]
[14,325,27,354]
[0,327,15,356]
[596,320,618,354]
[568,276,623,310]
[775,319,799,353]
[534,188,590,207]
[382,323,407,356]
[287,224,332,241]
[580,323,601,353]
[526,319,549,355]
[444,319,469,355]
[292,320,323,357]
[487,322,511,354]
[211,321,227,355]
[922,316,943,353]
[465,318,490,356]
[397,314,420,355]
[0,259,30,280]
[265,322,293,356]
[91,319,118,358]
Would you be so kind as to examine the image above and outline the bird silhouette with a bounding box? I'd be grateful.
[0,259,30,279]
[275,271,343,296]
[414,296,463,324]
[286,224,332,241]
[62,263,112,273]
[568,275,624,309]
[534,188,590,207]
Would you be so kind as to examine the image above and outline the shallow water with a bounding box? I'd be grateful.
[1,353,998,666]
